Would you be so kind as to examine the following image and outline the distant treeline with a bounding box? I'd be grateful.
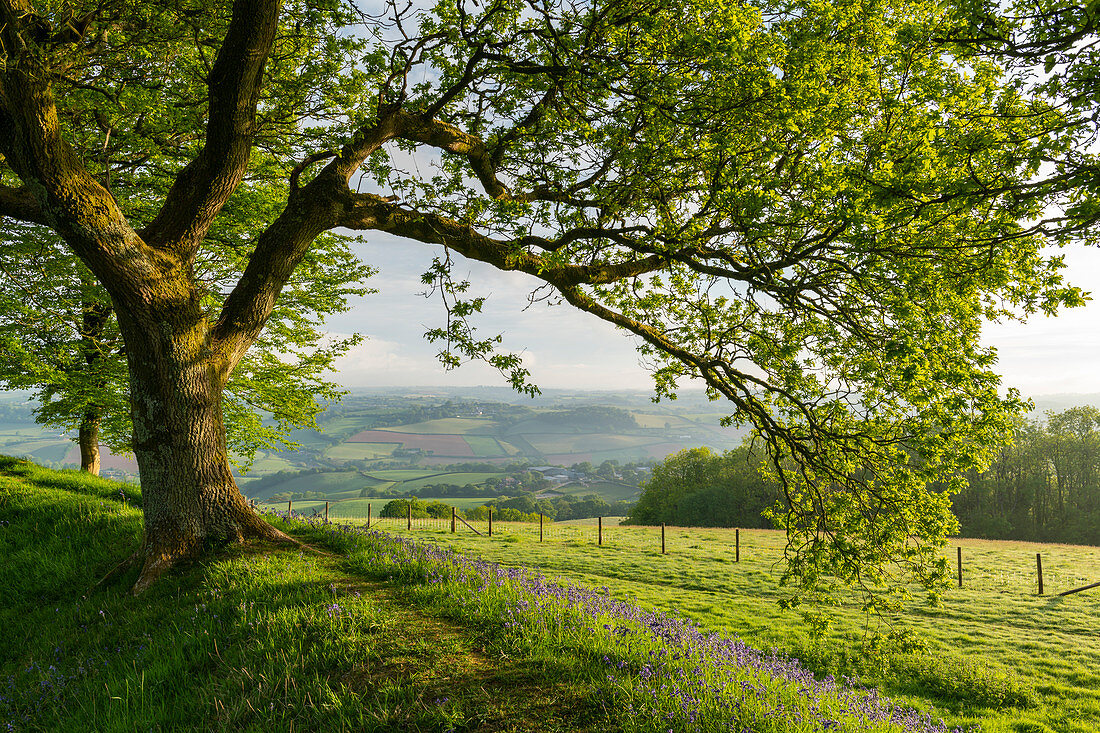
[624,446,778,528]
[952,407,1100,546]
[380,492,633,523]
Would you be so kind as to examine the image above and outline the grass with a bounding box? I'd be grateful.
[0,458,605,732]
[6,456,1095,732]
[461,436,509,457]
[345,522,1100,733]
[524,433,659,454]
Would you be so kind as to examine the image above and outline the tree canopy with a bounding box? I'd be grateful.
[0,0,1091,596]
[627,446,778,528]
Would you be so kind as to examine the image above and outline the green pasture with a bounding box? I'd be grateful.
[335,521,1100,733]
[395,471,499,491]
[377,417,497,434]
[259,495,494,518]
[324,442,400,461]
[462,435,511,456]
[243,470,390,501]
[245,450,300,474]
[525,432,658,453]
[364,468,446,481]
[631,412,694,429]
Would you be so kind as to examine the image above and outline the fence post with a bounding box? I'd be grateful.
[324,501,329,523]
[661,523,666,554]
[451,506,456,533]
[288,499,292,516]
[736,528,740,562]
[957,547,963,588]
[488,507,493,537]
[1037,553,1044,595]
[367,503,371,529]
[539,513,543,542]
[407,502,411,530]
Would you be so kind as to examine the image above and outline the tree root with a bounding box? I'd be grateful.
[125,511,332,595]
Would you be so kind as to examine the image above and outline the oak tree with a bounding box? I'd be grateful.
[0,0,1083,597]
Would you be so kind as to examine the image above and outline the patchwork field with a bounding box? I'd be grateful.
[373,417,496,434]
[324,520,1100,733]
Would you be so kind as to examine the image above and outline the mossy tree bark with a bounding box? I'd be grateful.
[0,0,297,591]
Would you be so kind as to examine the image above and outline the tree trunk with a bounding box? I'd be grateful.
[78,413,101,476]
[118,307,294,594]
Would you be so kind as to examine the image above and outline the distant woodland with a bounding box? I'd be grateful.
[952,407,1100,546]
[627,407,1100,547]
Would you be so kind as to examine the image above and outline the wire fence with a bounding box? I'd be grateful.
[266,500,1100,598]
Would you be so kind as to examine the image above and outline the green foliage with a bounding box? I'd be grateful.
[379,497,431,519]
[2,0,1094,610]
[627,446,778,528]
[0,0,377,469]
[953,406,1100,545]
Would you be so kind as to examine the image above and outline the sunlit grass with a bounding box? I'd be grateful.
[2,456,989,732]
[359,520,1100,733]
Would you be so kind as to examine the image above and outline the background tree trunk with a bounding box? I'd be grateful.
[78,413,101,475]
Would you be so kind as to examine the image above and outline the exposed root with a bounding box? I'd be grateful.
[132,548,186,595]
[127,511,334,594]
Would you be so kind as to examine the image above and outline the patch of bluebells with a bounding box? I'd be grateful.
[270,511,972,733]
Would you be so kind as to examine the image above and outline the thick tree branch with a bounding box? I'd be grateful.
[141,0,282,255]
[394,112,510,199]
[338,192,666,285]
[0,3,162,304]
[0,183,51,226]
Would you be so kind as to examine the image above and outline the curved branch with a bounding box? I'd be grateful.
[140,0,281,255]
[337,192,666,285]
[394,112,510,199]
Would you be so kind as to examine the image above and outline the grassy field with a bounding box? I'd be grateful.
[323,442,400,461]
[8,456,1095,732]
[462,435,513,456]
[375,418,497,434]
[331,521,1100,733]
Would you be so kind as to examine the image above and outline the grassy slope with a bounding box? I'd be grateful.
[0,457,603,732]
[8,457,1065,732]
[368,523,1100,733]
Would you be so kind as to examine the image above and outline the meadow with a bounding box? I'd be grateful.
[3,457,970,732]
[332,518,1100,733]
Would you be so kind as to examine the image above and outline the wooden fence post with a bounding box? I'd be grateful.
[1037,553,1044,595]
[488,507,493,537]
[367,503,371,529]
[451,506,456,533]
[539,513,543,542]
[598,516,603,546]
[407,502,411,530]
[324,501,329,523]
[287,499,292,516]
[661,523,666,554]
[957,547,963,588]
[735,528,740,562]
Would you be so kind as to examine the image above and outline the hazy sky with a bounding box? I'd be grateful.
[325,235,1100,399]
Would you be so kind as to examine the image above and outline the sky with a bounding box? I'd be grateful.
[322,233,1100,400]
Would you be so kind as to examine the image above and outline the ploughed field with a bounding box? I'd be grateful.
[340,518,1100,733]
